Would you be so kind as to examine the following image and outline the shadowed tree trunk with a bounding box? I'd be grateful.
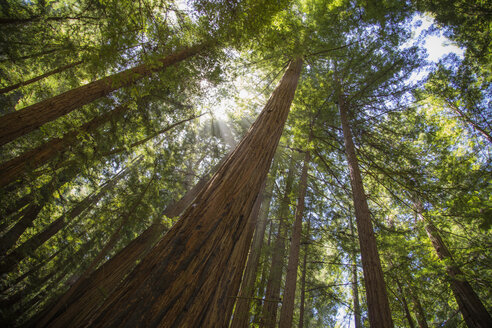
[39,155,224,328]
[230,161,277,328]
[416,203,492,328]
[278,150,310,328]
[349,216,362,328]
[338,93,393,327]
[35,170,156,328]
[0,104,127,188]
[395,277,415,328]
[297,216,310,328]
[0,60,83,94]
[409,289,429,328]
[260,158,297,328]
[0,165,131,275]
[0,42,209,146]
[44,58,301,328]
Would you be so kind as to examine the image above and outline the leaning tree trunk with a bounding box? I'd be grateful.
[0,164,131,274]
[338,93,394,327]
[297,216,310,328]
[415,204,492,328]
[278,150,310,328]
[409,289,429,328]
[39,155,223,328]
[0,60,83,94]
[0,104,128,188]
[230,160,277,328]
[395,277,415,328]
[36,171,156,328]
[0,42,209,146]
[349,215,363,328]
[261,158,297,328]
[53,58,302,328]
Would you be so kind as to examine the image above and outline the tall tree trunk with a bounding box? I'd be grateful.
[0,165,130,274]
[201,180,266,327]
[230,161,276,328]
[395,277,415,328]
[44,58,302,328]
[36,171,155,328]
[416,204,492,328]
[278,150,310,328]
[0,43,208,146]
[261,158,297,328]
[349,216,362,328]
[254,220,274,325]
[0,104,127,188]
[0,60,83,94]
[409,289,429,328]
[338,93,394,327]
[297,216,310,328]
[39,157,222,328]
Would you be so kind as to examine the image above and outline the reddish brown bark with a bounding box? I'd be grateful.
[261,158,297,328]
[40,159,222,328]
[278,150,310,328]
[231,162,276,328]
[41,59,302,328]
[0,60,83,94]
[417,206,492,328]
[338,94,394,327]
[0,43,208,146]
[0,104,127,188]
[36,172,156,328]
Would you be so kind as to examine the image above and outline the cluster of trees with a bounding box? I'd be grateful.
[0,0,490,327]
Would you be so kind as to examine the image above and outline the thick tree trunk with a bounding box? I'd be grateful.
[297,216,310,328]
[338,94,394,327]
[260,159,297,328]
[278,150,310,328]
[0,43,208,146]
[349,216,362,328]
[40,157,222,328]
[230,162,276,328]
[36,172,155,327]
[46,59,302,328]
[416,205,492,328]
[0,61,83,94]
[0,104,127,188]
[201,181,266,327]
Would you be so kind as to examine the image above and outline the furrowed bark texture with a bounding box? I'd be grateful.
[0,104,127,188]
[339,94,394,328]
[36,171,154,328]
[40,158,221,328]
[0,60,83,94]
[200,181,266,327]
[297,217,310,328]
[278,150,310,328]
[416,206,492,328]
[260,159,297,328]
[0,43,207,146]
[230,163,276,328]
[67,58,302,328]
